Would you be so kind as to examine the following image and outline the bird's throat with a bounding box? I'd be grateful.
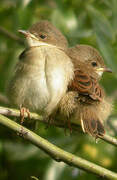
[25,36,56,48]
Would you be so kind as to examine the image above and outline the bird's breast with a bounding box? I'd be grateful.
[8,46,74,114]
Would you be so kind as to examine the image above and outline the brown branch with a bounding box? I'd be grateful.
[100,134,117,146]
[0,114,117,180]
[0,106,117,147]
[0,26,24,45]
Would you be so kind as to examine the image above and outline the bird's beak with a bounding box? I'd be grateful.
[18,30,29,36]
[18,30,38,40]
[104,67,112,73]
[97,67,112,73]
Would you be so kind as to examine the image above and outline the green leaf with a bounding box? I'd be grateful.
[87,5,117,76]
[111,0,117,33]
[87,5,115,42]
[95,30,117,75]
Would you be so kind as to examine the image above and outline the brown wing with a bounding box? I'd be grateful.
[89,78,103,101]
[68,70,103,101]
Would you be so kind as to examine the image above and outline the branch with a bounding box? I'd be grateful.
[0,26,24,45]
[0,114,117,180]
[0,106,117,147]
[0,106,43,122]
[0,106,81,131]
[100,134,117,146]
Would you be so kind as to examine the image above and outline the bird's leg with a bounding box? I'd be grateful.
[62,117,72,135]
[17,105,30,137]
[67,117,72,134]
[63,117,67,135]
[44,116,53,129]
[20,105,30,124]
[44,111,56,129]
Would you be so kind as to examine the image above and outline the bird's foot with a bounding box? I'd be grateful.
[63,118,67,135]
[18,106,30,137]
[44,114,55,129]
[67,118,72,134]
[20,105,30,124]
[63,117,72,135]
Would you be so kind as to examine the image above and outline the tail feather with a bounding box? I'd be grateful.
[80,110,105,138]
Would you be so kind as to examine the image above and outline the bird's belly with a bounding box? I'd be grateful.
[9,66,71,114]
[9,72,50,113]
[23,75,50,112]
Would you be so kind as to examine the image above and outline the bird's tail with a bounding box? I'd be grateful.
[80,107,105,138]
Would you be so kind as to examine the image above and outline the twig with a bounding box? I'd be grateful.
[0,106,43,121]
[100,134,117,146]
[0,106,117,147]
[0,26,24,45]
[0,114,117,180]
[0,106,81,130]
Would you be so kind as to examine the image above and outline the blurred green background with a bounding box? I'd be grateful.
[0,0,117,179]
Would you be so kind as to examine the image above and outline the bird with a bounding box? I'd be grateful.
[56,45,113,138]
[7,20,74,120]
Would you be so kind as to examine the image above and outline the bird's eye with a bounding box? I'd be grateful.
[91,61,97,67]
[39,34,47,39]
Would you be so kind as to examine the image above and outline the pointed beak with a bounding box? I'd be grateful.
[97,67,112,73]
[18,30,38,40]
[104,67,112,73]
[18,30,30,37]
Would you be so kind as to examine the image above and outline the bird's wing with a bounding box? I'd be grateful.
[68,69,103,101]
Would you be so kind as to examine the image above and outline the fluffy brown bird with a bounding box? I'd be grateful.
[57,45,112,138]
[7,21,73,117]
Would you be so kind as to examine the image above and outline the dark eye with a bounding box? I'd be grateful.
[39,34,46,39]
[91,61,97,67]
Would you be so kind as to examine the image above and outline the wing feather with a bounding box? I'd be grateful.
[68,70,103,101]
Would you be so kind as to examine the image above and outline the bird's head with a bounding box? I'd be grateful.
[68,45,112,80]
[18,20,68,50]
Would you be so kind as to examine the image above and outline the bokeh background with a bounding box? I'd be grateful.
[0,0,117,180]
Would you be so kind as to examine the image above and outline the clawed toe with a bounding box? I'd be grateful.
[20,105,30,124]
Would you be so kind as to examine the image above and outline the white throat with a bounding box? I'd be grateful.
[97,71,103,77]
[26,37,56,48]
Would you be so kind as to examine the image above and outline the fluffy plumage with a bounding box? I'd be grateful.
[57,45,112,138]
[7,21,73,116]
